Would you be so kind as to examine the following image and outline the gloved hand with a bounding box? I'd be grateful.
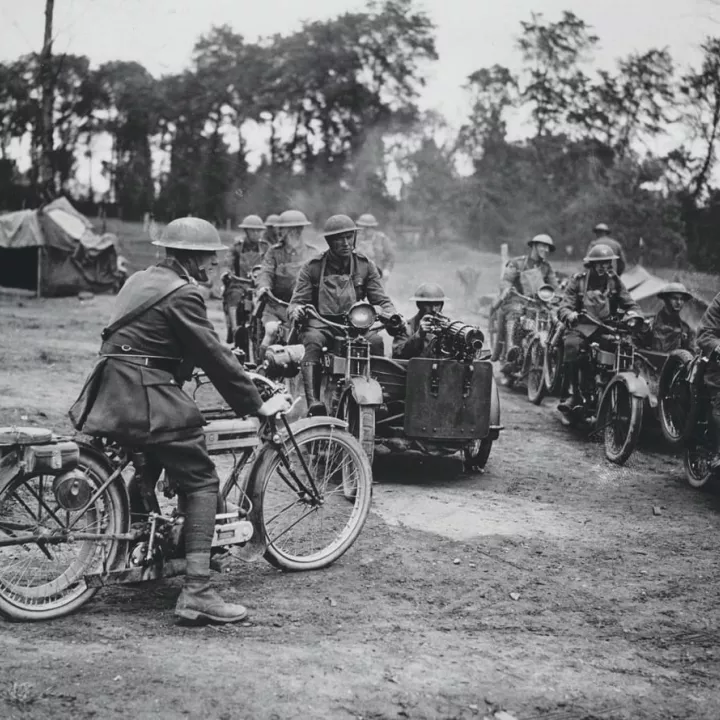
[257,393,294,417]
[565,311,579,325]
[419,316,434,336]
[289,306,306,324]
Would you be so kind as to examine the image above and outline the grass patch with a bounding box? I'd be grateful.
[4,681,38,707]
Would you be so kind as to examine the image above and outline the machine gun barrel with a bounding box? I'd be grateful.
[428,314,485,352]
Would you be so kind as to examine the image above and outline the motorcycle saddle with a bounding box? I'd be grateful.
[0,426,54,446]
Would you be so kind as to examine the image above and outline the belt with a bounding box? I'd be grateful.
[100,353,180,373]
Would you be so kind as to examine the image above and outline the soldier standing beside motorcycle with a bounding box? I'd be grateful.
[644,283,695,353]
[355,213,396,283]
[695,291,720,470]
[289,214,399,415]
[493,234,558,382]
[255,210,318,358]
[587,223,627,277]
[69,217,291,625]
[392,283,447,359]
[556,243,641,413]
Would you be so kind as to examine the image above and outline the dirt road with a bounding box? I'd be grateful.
[1,256,720,719]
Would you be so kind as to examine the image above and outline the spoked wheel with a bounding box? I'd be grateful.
[658,350,695,447]
[253,425,373,571]
[684,439,716,489]
[526,337,546,405]
[600,382,644,465]
[0,452,125,621]
[463,438,493,473]
[338,392,376,468]
[543,341,564,395]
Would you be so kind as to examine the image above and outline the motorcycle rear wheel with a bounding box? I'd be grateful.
[543,342,564,396]
[658,350,695,447]
[600,381,644,465]
[251,425,373,571]
[463,438,493,472]
[684,440,716,489]
[526,336,546,405]
[0,452,125,621]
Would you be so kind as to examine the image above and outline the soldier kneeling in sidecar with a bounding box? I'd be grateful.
[376,283,502,472]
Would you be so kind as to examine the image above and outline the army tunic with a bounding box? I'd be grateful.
[647,306,694,353]
[501,255,558,297]
[697,292,720,388]
[392,312,431,359]
[230,238,266,278]
[69,259,263,445]
[355,230,396,275]
[558,270,639,323]
[257,241,318,303]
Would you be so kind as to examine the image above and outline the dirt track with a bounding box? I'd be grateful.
[1,250,720,720]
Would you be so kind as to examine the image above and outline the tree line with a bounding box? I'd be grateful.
[2,2,720,269]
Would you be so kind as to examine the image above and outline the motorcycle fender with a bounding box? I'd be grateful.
[600,373,650,408]
[489,376,502,429]
[349,377,384,406]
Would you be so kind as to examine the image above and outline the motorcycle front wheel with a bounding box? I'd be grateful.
[543,341,564,396]
[600,381,644,465]
[684,439,716,489]
[658,350,695,447]
[252,425,373,571]
[526,336,546,405]
[463,438,493,472]
[0,451,126,622]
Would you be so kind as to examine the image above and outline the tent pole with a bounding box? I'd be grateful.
[36,247,42,298]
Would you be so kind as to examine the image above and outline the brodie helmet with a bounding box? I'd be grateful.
[410,282,447,303]
[152,217,227,251]
[527,233,556,252]
[238,214,265,230]
[657,282,692,301]
[583,243,619,265]
[356,213,379,228]
[323,214,357,238]
[276,209,311,228]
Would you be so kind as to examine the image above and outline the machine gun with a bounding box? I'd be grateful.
[424,313,485,361]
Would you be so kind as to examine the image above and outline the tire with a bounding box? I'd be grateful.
[600,381,644,465]
[658,350,695,447]
[252,425,373,571]
[0,451,126,621]
[526,336,546,405]
[339,392,376,467]
[684,441,716,489]
[463,438,493,472]
[543,341,564,396]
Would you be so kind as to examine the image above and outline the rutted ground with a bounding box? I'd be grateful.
[1,252,719,719]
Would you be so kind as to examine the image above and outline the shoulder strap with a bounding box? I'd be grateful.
[101,277,187,341]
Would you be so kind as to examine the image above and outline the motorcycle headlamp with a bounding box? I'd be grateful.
[537,285,555,303]
[625,314,644,330]
[347,302,376,330]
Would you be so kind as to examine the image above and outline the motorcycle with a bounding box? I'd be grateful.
[221,265,262,351]
[301,302,502,472]
[558,312,650,465]
[0,374,373,622]
[658,349,717,489]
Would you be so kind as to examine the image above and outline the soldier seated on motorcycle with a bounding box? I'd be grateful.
[69,217,291,626]
[289,214,399,416]
[696,291,720,470]
[493,234,558,378]
[222,214,269,343]
[392,283,447,359]
[556,243,642,413]
[255,210,318,360]
[643,283,695,353]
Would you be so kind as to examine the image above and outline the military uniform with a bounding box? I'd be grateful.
[647,306,694,353]
[289,250,397,363]
[697,294,720,437]
[392,312,432,359]
[230,238,266,279]
[587,237,627,277]
[557,270,640,363]
[355,230,396,276]
[224,239,267,343]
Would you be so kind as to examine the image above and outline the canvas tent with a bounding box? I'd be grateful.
[623,265,709,328]
[0,197,121,296]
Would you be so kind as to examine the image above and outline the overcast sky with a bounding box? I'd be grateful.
[0,0,716,191]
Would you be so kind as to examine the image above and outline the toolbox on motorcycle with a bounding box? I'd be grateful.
[204,418,261,454]
[22,441,80,474]
[404,359,492,440]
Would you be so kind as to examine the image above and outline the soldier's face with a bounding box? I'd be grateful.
[327,232,354,258]
[193,252,218,283]
[591,260,613,277]
[418,302,443,317]
[245,229,263,244]
[533,243,549,261]
[666,295,686,313]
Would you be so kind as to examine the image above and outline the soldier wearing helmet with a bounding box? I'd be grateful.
[255,210,319,358]
[289,214,398,415]
[696,291,720,471]
[556,243,641,412]
[493,234,559,372]
[69,217,291,626]
[644,283,695,353]
[230,214,268,278]
[392,283,447,359]
[355,213,396,283]
[587,223,627,276]
[263,213,281,246]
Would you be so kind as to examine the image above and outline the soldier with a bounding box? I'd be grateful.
[256,210,319,357]
[645,283,695,353]
[263,213,281,247]
[69,217,291,625]
[392,283,447,359]
[696,291,720,470]
[289,214,398,415]
[556,243,641,413]
[355,213,396,282]
[587,222,627,277]
[493,234,558,377]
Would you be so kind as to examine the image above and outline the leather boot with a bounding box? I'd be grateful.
[175,579,248,625]
[301,363,327,417]
[557,364,583,414]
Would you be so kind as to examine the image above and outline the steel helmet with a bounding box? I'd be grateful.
[152,217,227,251]
[356,213,379,228]
[528,233,556,252]
[593,222,610,233]
[583,243,619,264]
[238,214,265,230]
[323,214,357,238]
[276,209,311,228]
[410,282,447,303]
[658,282,692,300]
[264,213,281,227]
